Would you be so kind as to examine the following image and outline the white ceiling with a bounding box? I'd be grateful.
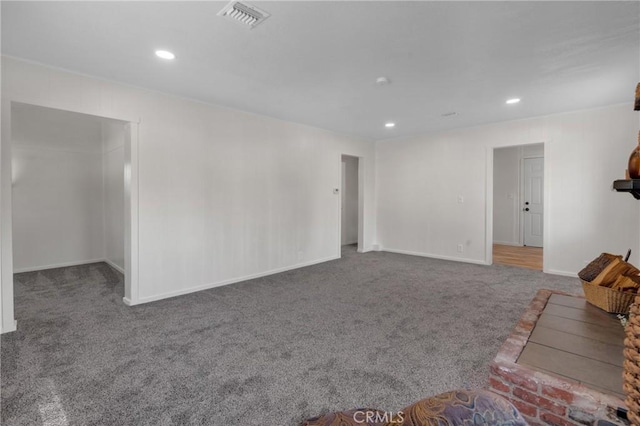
[2,1,639,141]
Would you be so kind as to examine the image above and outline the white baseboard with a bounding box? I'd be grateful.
[543,268,577,278]
[133,255,341,305]
[15,258,124,274]
[1,320,18,334]
[14,258,106,274]
[382,248,489,266]
[493,241,523,247]
[104,259,125,274]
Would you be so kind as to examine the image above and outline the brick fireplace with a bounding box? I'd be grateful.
[488,289,626,425]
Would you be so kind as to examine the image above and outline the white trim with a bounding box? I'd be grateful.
[1,99,16,334]
[14,258,109,274]
[542,142,551,275]
[0,320,17,334]
[131,255,341,305]
[485,147,494,265]
[338,158,343,256]
[357,156,365,253]
[382,248,489,266]
[493,241,523,247]
[101,126,107,286]
[123,122,140,305]
[104,259,125,275]
[544,269,577,278]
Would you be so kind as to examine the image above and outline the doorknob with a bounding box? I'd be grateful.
[525,202,530,205]
[523,208,530,212]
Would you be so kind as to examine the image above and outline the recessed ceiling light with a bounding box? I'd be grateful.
[506,98,521,104]
[385,122,395,128]
[155,50,175,60]
[376,77,391,86]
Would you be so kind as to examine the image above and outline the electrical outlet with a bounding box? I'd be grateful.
[457,195,464,204]
[457,244,464,253]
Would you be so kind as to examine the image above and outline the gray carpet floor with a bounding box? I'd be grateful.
[1,245,580,425]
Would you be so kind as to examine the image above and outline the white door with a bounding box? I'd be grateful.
[523,157,544,247]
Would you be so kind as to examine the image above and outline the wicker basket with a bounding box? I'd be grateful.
[624,298,640,425]
[581,280,636,314]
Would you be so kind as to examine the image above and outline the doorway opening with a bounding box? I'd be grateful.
[491,143,544,270]
[2,102,138,332]
[11,103,126,288]
[340,155,360,255]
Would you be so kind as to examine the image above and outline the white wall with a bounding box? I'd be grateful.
[1,56,376,326]
[376,104,640,275]
[103,120,125,272]
[493,146,521,245]
[11,104,106,272]
[341,156,358,245]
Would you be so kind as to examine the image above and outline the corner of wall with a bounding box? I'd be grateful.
[0,98,16,333]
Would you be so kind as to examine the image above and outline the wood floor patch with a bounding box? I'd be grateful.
[492,244,542,270]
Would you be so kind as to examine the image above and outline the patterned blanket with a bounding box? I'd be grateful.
[301,389,528,426]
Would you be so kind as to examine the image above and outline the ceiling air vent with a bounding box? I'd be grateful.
[218,1,270,29]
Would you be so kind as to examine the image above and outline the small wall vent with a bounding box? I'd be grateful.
[218,1,270,29]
